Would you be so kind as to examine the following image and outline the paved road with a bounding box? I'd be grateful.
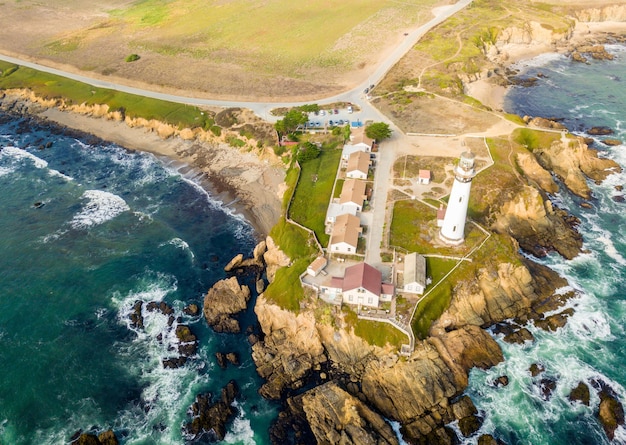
[0,0,472,124]
[0,0,473,268]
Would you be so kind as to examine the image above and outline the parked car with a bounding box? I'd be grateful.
[329,120,334,126]
[334,109,338,114]
[364,88,369,94]
[347,106,353,113]
[320,110,326,116]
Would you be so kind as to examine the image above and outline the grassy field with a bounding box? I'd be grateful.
[106,0,441,75]
[289,143,343,246]
[0,61,213,129]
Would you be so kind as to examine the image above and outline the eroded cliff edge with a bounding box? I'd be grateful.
[249,122,622,444]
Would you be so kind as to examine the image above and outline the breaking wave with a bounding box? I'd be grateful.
[70,190,130,229]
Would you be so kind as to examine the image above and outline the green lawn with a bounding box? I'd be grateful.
[289,146,342,246]
[0,62,213,129]
[343,308,408,349]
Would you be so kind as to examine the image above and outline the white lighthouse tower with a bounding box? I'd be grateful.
[439,150,476,245]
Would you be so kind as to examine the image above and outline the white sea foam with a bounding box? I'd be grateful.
[510,52,565,71]
[0,165,15,177]
[109,277,218,443]
[159,237,195,259]
[224,402,256,444]
[1,145,49,168]
[70,190,130,229]
[0,145,73,181]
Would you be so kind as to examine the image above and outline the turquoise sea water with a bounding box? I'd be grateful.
[465,46,626,444]
[0,117,277,444]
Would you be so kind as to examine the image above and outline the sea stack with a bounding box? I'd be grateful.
[440,150,476,245]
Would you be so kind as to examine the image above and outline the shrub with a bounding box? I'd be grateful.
[296,142,321,163]
[125,54,140,62]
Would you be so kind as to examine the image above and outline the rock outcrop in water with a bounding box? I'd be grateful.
[184,381,239,442]
[203,276,251,333]
[71,430,118,445]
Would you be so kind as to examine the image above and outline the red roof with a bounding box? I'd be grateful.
[382,283,395,296]
[330,277,344,289]
[419,169,431,179]
[342,262,381,295]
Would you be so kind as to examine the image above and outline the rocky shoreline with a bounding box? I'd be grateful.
[3,16,626,443]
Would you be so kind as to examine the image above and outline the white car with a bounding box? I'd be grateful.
[347,106,353,114]
[319,110,326,116]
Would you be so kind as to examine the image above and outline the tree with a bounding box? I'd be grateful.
[296,142,321,163]
[365,122,392,142]
[275,109,308,138]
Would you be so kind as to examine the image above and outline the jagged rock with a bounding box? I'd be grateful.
[97,430,119,445]
[516,152,558,194]
[224,253,244,272]
[215,352,227,369]
[71,430,118,445]
[598,387,625,440]
[478,434,505,445]
[253,240,267,263]
[569,382,591,406]
[73,434,101,445]
[459,414,483,437]
[184,381,239,442]
[529,363,545,377]
[571,51,587,63]
[528,117,566,130]
[226,352,239,366]
[129,300,143,329]
[616,185,624,192]
[588,126,614,136]
[175,325,198,356]
[203,277,250,333]
[163,356,187,369]
[263,236,290,282]
[183,303,200,316]
[534,308,574,332]
[433,260,568,331]
[493,375,509,387]
[538,378,557,400]
[580,201,593,209]
[146,301,174,316]
[299,381,400,445]
[602,138,622,146]
[613,195,625,203]
[361,326,501,443]
[256,278,265,294]
[252,296,327,399]
[576,45,614,61]
[491,185,582,259]
[533,136,621,199]
[503,327,534,344]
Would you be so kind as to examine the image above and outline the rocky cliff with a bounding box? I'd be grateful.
[432,259,568,335]
[253,282,508,444]
[532,136,621,199]
[491,185,582,259]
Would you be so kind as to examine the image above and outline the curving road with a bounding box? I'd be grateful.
[0,0,473,269]
[0,0,472,122]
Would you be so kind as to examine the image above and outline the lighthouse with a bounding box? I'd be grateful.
[439,150,476,245]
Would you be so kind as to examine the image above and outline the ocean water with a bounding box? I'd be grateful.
[0,115,277,444]
[465,46,626,444]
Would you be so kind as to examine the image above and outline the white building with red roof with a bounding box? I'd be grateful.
[320,262,395,308]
